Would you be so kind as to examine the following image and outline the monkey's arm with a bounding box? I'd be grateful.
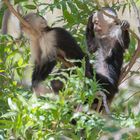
[107,20,130,62]
[95,72,118,99]
[86,15,97,53]
[120,20,130,49]
[85,55,93,78]
[32,60,56,88]
[122,30,130,49]
[105,25,130,86]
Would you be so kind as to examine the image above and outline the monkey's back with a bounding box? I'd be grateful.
[46,27,85,60]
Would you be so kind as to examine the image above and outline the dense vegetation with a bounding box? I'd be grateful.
[0,0,140,139]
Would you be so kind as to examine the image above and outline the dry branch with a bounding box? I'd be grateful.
[119,40,140,83]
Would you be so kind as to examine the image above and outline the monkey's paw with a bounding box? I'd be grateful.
[120,20,130,30]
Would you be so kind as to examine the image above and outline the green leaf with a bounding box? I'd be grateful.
[14,0,28,5]
[0,70,5,73]
[74,0,88,10]
[0,120,13,129]
[18,58,23,66]
[17,95,28,107]
[63,10,75,24]
[1,112,17,118]
[8,98,19,111]
[67,2,78,14]
[24,4,36,10]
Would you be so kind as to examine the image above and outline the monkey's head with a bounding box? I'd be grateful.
[91,8,118,36]
[21,13,48,35]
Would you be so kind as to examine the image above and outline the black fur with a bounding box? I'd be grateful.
[32,60,56,88]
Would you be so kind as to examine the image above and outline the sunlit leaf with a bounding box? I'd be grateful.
[18,58,23,66]
[8,98,19,111]
[14,0,28,5]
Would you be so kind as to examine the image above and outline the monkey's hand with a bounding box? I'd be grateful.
[120,20,130,30]
[88,44,97,53]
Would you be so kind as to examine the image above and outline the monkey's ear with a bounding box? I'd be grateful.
[86,14,95,38]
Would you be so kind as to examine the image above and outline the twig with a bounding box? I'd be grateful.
[119,1,140,83]
[121,66,140,83]
[3,0,37,36]
[0,39,23,45]
[124,91,140,102]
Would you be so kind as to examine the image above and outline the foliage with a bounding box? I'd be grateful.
[0,0,140,140]
[0,69,140,139]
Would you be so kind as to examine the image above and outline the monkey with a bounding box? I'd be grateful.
[85,7,130,110]
[20,13,92,95]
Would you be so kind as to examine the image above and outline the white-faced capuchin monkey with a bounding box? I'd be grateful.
[86,7,130,111]
[21,13,92,95]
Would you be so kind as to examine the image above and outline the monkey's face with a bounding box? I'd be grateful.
[21,13,47,34]
[92,9,117,36]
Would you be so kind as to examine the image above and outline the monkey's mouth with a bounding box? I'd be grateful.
[95,26,102,32]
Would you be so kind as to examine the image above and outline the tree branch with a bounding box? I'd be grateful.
[119,40,140,83]
[124,91,140,102]
[3,0,37,36]
[1,8,10,34]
